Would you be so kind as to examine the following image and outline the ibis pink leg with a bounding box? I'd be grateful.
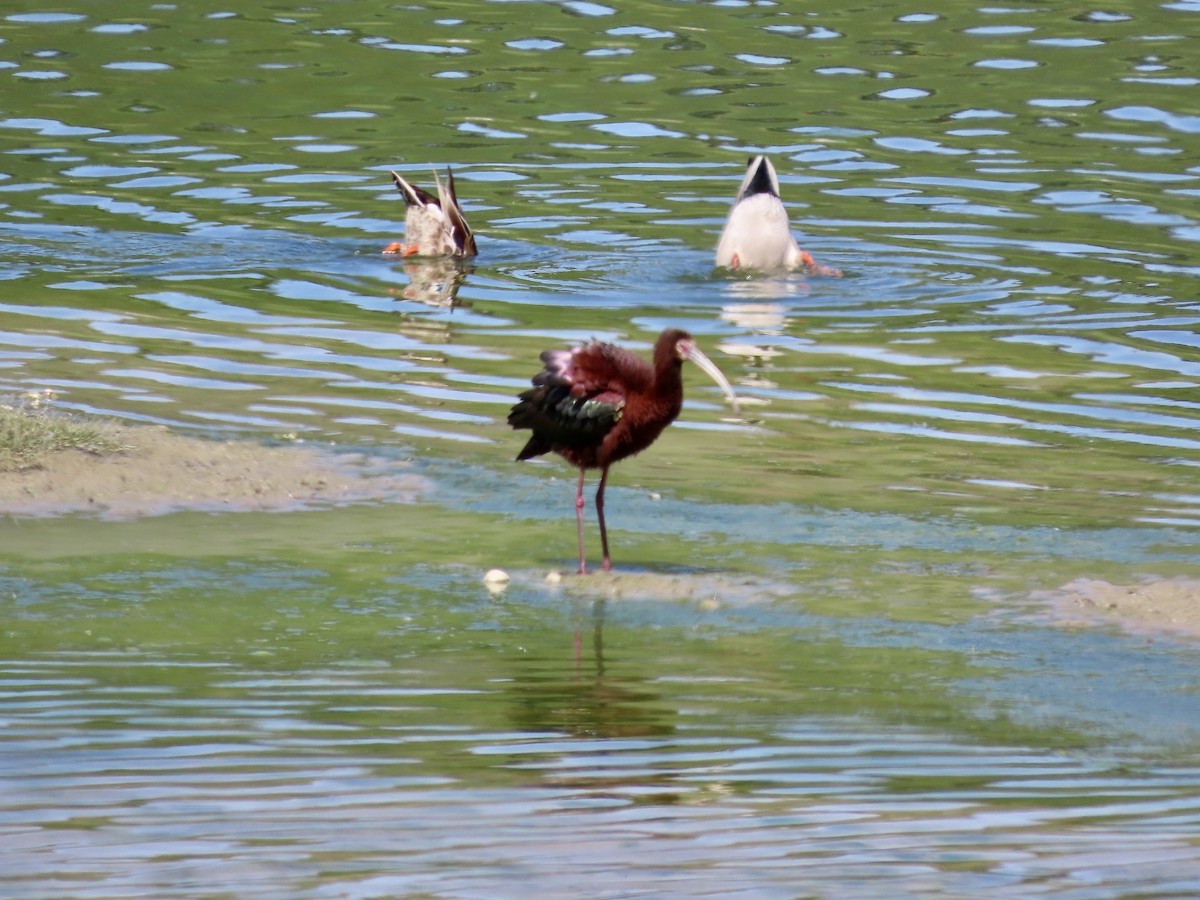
[575,469,588,575]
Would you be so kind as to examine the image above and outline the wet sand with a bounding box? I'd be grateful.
[1039,577,1200,642]
[0,423,426,519]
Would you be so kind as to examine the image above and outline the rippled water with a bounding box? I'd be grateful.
[3,1,1200,896]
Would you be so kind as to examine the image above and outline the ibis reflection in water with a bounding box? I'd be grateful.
[509,328,741,575]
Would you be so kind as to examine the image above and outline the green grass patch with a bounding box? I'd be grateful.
[0,395,134,472]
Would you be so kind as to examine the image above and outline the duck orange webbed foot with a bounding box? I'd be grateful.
[800,250,842,278]
[382,241,420,257]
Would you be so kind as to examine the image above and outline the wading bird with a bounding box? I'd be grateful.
[509,328,741,574]
[383,167,476,258]
[715,154,841,276]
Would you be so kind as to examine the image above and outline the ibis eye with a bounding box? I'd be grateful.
[675,339,691,360]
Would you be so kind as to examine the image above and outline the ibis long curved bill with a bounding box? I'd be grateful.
[680,340,741,418]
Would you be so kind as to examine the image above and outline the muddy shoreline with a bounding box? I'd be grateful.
[0,423,426,519]
[2,422,1196,642]
[1038,577,1200,643]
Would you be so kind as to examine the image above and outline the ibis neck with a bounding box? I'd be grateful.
[654,360,685,416]
[656,356,683,385]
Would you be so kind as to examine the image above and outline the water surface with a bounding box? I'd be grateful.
[2,1,1200,896]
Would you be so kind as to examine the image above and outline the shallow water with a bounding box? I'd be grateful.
[3,1,1200,896]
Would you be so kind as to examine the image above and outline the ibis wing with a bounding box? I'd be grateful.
[509,340,648,459]
[510,384,624,460]
[556,341,652,398]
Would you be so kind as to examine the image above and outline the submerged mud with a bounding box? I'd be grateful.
[1040,577,1200,642]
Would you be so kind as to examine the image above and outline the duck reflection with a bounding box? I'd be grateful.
[392,255,474,308]
[716,278,805,370]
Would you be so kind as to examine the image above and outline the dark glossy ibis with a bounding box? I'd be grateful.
[509,328,741,574]
[383,167,476,258]
[715,154,841,276]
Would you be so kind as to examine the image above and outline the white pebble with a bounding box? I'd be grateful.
[483,568,510,587]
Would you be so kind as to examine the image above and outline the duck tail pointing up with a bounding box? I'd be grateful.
[739,155,779,200]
